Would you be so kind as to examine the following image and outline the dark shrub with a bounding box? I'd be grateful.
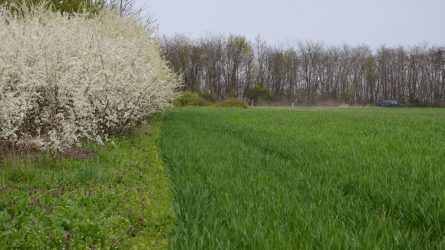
[246,86,273,102]
[200,91,219,103]
[174,91,208,107]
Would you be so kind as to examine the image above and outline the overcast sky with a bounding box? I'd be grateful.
[137,0,444,48]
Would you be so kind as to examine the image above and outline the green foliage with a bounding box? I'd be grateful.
[160,107,445,249]
[245,85,273,102]
[0,120,175,249]
[199,91,219,103]
[0,0,104,15]
[52,0,104,14]
[227,35,252,55]
[174,91,208,107]
[215,98,248,108]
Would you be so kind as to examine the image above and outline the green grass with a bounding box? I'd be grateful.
[160,107,445,249]
[0,119,175,249]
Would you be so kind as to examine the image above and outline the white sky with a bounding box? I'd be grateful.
[137,0,445,48]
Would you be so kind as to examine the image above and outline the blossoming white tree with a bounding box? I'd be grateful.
[0,5,180,152]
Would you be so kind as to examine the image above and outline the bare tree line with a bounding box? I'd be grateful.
[162,35,445,106]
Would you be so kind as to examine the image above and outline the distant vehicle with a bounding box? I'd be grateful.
[376,100,405,107]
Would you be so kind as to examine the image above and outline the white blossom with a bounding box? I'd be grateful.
[0,6,180,152]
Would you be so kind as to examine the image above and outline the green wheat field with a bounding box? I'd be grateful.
[160,107,445,249]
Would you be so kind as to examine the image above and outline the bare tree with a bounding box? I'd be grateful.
[106,0,157,30]
[161,35,445,107]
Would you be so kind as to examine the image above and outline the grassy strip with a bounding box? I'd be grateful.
[160,107,445,249]
[0,119,175,249]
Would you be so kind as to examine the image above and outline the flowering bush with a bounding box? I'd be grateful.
[0,6,180,152]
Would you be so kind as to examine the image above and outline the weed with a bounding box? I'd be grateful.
[0,119,175,249]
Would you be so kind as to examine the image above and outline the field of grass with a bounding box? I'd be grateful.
[0,120,175,249]
[160,107,445,249]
